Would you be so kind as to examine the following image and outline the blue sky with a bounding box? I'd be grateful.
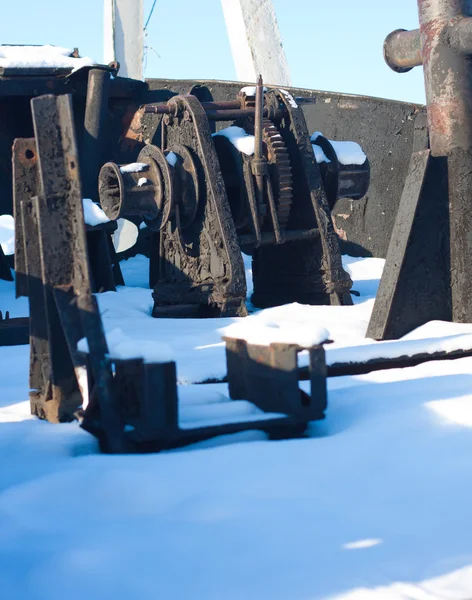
[0,0,425,103]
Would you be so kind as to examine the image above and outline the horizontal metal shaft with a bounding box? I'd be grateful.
[383,28,423,72]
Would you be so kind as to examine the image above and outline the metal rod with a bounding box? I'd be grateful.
[238,228,319,246]
[383,28,423,72]
[253,75,266,231]
[144,100,242,114]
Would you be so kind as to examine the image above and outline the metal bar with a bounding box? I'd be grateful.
[31,93,127,450]
[206,108,259,120]
[144,100,242,114]
[82,68,111,199]
[383,28,422,72]
[144,104,284,121]
[238,227,320,246]
[13,138,38,297]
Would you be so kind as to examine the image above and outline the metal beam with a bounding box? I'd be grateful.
[220,0,291,86]
[104,0,144,80]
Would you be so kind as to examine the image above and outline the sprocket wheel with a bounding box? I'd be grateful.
[242,116,294,229]
[260,118,293,229]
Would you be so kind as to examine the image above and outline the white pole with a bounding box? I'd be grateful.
[103,0,144,80]
[220,0,292,87]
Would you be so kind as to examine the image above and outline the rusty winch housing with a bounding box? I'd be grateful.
[98,78,370,317]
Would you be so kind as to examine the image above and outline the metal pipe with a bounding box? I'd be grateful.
[206,108,259,120]
[253,75,266,228]
[144,100,242,114]
[446,16,472,54]
[82,68,111,199]
[417,0,472,156]
[383,28,423,72]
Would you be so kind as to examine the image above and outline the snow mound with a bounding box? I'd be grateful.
[78,327,175,363]
[0,45,95,73]
[213,126,255,155]
[221,304,329,347]
[82,198,109,227]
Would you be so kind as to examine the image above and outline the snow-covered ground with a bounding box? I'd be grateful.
[2,254,472,599]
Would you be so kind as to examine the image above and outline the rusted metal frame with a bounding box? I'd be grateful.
[366,111,451,340]
[13,138,39,296]
[153,94,247,317]
[253,76,267,238]
[224,336,327,422]
[12,138,54,412]
[82,67,111,200]
[276,91,353,306]
[85,346,317,453]
[30,93,127,451]
[242,156,262,245]
[384,0,472,324]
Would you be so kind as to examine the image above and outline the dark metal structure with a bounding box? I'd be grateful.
[10,90,327,451]
[369,0,472,339]
[99,78,370,316]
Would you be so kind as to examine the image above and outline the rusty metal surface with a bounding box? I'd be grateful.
[145,79,422,258]
[383,1,472,326]
[225,337,327,422]
[383,28,423,72]
[82,68,111,199]
[152,94,248,318]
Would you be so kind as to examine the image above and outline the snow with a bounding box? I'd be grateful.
[137,177,148,187]
[0,214,14,255]
[213,126,255,155]
[330,140,367,166]
[82,198,110,227]
[120,162,147,174]
[280,88,299,108]
[3,253,472,598]
[222,311,329,347]
[239,85,267,95]
[311,132,367,166]
[0,45,95,73]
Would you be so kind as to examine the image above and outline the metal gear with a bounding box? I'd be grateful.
[260,118,293,229]
[241,114,294,229]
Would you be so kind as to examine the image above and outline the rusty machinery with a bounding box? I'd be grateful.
[98,78,370,318]
[367,0,472,340]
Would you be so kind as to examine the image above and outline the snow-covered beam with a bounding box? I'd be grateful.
[104,0,144,80]
[220,0,291,87]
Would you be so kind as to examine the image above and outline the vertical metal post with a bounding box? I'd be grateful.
[416,0,472,321]
[382,0,472,325]
[82,68,111,200]
[417,0,472,156]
